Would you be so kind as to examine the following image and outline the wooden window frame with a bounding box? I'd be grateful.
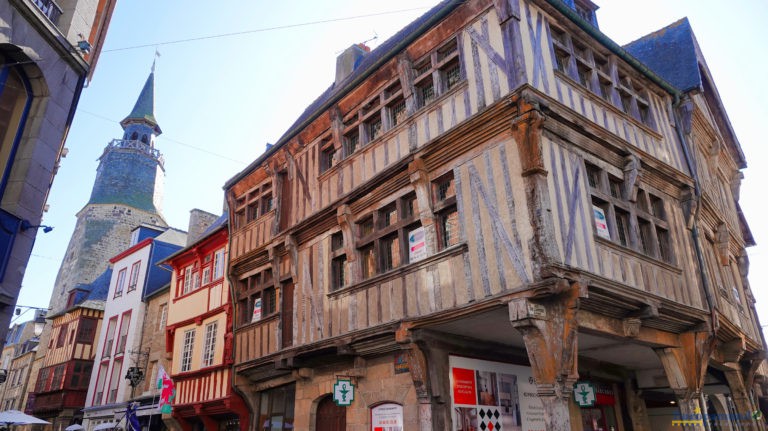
[180,329,195,372]
[330,231,347,291]
[237,268,276,326]
[114,268,126,298]
[234,181,274,229]
[127,261,141,292]
[201,321,218,368]
[433,173,460,249]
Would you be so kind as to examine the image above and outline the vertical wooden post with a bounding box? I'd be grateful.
[408,157,438,255]
[509,279,582,431]
[654,331,715,431]
[624,379,653,431]
[724,367,761,431]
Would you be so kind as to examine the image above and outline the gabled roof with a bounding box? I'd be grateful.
[623,18,701,93]
[120,71,162,134]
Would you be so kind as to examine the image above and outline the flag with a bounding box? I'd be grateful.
[126,402,141,431]
[156,364,175,414]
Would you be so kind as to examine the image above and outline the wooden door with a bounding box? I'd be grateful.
[316,395,346,431]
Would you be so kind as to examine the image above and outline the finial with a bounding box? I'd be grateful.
[151,48,161,73]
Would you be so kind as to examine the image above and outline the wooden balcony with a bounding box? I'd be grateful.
[30,390,86,413]
[231,211,275,262]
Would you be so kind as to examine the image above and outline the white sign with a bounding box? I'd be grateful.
[450,355,544,431]
[333,378,355,406]
[251,298,262,322]
[371,403,403,431]
[592,206,611,239]
[408,227,427,263]
[573,382,596,407]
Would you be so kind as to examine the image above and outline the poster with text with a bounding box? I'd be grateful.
[450,356,545,431]
[371,403,403,431]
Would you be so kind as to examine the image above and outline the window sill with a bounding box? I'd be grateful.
[237,312,279,330]
[328,242,467,298]
[594,235,680,273]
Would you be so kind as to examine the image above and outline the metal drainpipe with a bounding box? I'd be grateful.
[672,93,717,328]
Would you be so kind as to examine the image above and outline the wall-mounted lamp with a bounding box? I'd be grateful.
[20,220,53,233]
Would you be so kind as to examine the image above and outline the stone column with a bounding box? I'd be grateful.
[509,279,582,431]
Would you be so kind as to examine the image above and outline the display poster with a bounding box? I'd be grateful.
[252,298,262,322]
[450,356,545,431]
[408,227,427,263]
[592,206,611,239]
[371,403,403,431]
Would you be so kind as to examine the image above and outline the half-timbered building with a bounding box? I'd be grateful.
[225,1,766,430]
[164,213,250,431]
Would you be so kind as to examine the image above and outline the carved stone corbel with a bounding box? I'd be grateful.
[284,234,298,280]
[336,204,358,284]
[681,186,698,230]
[715,223,730,266]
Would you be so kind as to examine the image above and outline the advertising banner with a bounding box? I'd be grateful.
[450,356,545,431]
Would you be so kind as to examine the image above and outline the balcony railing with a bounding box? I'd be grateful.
[30,0,63,25]
[104,139,165,168]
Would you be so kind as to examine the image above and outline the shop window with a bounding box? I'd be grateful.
[258,384,295,431]
[356,194,420,279]
[586,162,672,262]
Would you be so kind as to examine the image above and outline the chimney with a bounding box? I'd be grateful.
[187,209,220,246]
[335,43,370,86]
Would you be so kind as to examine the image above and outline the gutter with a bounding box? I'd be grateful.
[223,0,464,190]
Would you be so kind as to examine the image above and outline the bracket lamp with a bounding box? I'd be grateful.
[20,220,53,233]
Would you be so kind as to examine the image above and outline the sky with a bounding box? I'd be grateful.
[13,0,768,338]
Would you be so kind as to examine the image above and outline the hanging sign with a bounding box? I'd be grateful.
[408,227,427,263]
[593,206,611,239]
[333,378,355,406]
[371,403,403,431]
[573,381,596,407]
[251,298,262,322]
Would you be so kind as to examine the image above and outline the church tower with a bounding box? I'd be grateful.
[47,69,168,313]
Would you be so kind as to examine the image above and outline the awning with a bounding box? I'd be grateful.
[93,422,119,430]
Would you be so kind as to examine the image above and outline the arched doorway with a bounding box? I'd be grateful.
[316,395,345,431]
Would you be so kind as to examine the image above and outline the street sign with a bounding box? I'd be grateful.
[573,381,596,407]
[333,378,355,407]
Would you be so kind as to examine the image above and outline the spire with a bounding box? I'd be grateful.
[120,70,162,135]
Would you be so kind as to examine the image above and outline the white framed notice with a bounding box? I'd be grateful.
[371,403,403,431]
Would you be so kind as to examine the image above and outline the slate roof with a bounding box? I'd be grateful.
[226,0,462,188]
[144,240,183,299]
[623,18,702,93]
[121,71,162,134]
[84,267,113,301]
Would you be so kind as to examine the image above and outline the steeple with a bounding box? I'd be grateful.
[120,70,162,135]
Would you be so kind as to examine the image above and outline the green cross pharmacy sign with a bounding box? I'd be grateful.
[333,378,355,407]
[573,381,596,407]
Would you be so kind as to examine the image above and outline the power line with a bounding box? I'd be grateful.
[102,6,431,53]
[78,110,247,164]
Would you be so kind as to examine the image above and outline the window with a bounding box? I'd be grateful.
[0,62,33,198]
[158,304,168,330]
[343,129,359,157]
[56,322,68,348]
[35,367,50,393]
[356,194,421,279]
[114,268,126,297]
[202,322,218,367]
[127,261,141,292]
[320,137,336,173]
[330,232,347,291]
[103,317,117,358]
[181,266,193,294]
[181,329,195,372]
[586,162,672,263]
[76,318,98,344]
[234,182,274,228]
[108,359,122,403]
[50,364,65,391]
[69,361,92,389]
[116,312,131,355]
[213,248,226,279]
[433,173,459,249]
[93,363,108,405]
[237,269,276,325]
[412,37,463,109]
[258,384,296,431]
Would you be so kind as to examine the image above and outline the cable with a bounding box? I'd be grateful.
[102,6,432,53]
[78,110,247,164]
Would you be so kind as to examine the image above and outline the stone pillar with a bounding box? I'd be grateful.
[655,331,715,431]
[509,279,582,431]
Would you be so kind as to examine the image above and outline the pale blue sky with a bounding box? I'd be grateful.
[15,1,768,340]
